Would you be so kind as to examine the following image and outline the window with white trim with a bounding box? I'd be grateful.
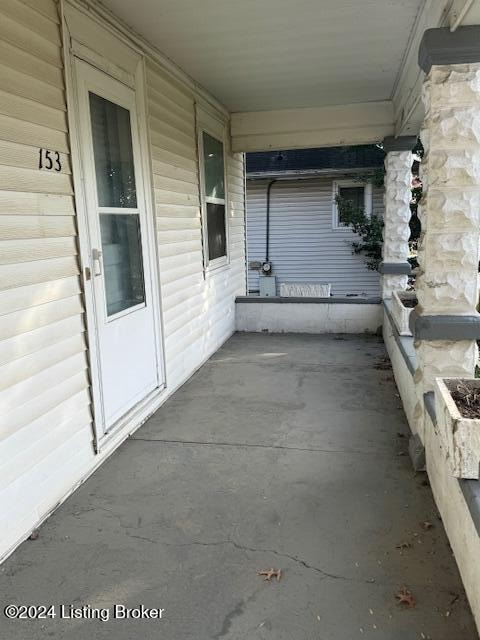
[332,180,372,229]
[199,129,228,268]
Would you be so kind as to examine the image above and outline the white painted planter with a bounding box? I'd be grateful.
[434,377,480,479]
[390,290,417,336]
[279,282,331,297]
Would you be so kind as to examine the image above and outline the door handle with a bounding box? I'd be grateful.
[92,248,103,276]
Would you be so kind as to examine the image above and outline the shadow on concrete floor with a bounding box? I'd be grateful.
[0,333,477,639]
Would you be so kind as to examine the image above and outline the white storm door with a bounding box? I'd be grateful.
[76,60,161,433]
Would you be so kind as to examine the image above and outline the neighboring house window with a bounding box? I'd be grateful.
[199,129,228,268]
[332,180,372,229]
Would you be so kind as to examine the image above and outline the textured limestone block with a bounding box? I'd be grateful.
[382,275,408,297]
[382,151,412,263]
[414,63,480,388]
[427,189,480,230]
[415,340,478,393]
[381,150,413,297]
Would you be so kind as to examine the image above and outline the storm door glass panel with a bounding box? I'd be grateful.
[89,92,137,208]
[203,132,225,199]
[100,214,145,316]
[206,203,226,261]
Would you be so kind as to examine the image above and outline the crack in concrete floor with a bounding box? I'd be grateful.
[131,436,393,457]
[1,333,477,639]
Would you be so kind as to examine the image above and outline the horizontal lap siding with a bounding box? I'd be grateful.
[146,61,246,391]
[0,3,246,563]
[246,178,381,296]
[0,0,92,560]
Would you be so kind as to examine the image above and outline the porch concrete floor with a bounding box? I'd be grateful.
[0,333,478,639]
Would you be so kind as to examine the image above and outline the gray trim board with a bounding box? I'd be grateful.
[424,391,436,424]
[247,167,379,180]
[422,392,480,537]
[419,26,480,73]
[460,480,480,539]
[382,136,417,153]
[383,299,417,375]
[236,296,381,305]
[410,312,480,340]
[409,433,426,471]
[379,261,412,275]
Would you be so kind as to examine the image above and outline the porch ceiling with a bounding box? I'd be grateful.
[98,0,480,150]
[102,0,424,113]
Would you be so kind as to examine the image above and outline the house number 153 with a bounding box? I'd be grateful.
[38,148,62,172]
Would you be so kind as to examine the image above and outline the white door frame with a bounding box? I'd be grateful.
[62,17,166,452]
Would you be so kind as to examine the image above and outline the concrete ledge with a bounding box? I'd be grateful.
[424,409,480,623]
[378,262,411,275]
[236,296,381,305]
[383,307,418,435]
[410,312,480,340]
[419,26,480,74]
[383,299,417,375]
[235,299,382,333]
[423,392,480,537]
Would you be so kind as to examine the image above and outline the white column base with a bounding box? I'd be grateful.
[382,274,408,298]
[415,340,478,393]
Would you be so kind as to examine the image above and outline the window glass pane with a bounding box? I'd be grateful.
[89,93,137,208]
[338,186,364,224]
[206,202,226,261]
[338,186,364,210]
[203,132,225,199]
[100,214,145,316]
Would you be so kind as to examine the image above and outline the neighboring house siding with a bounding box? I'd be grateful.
[0,2,245,562]
[0,0,93,558]
[246,178,382,296]
[146,60,246,392]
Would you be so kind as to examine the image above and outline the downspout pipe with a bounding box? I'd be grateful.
[265,179,277,263]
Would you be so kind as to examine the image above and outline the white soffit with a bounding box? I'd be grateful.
[100,0,425,112]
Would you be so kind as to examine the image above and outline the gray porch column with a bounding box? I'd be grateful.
[413,26,480,393]
[379,136,416,298]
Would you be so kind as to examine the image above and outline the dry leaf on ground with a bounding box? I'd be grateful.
[396,541,412,550]
[373,358,392,370]
[395,586,416,608]
[257,568,282,582]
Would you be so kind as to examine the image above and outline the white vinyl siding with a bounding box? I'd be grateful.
[0,2,246,563]
[246,178,382,296]
[146,60,246,392]
[0,0,93,559]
